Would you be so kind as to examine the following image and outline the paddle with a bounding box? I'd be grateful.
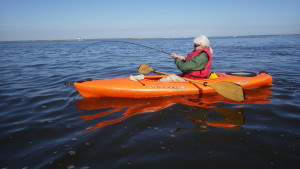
[138,64,245,102]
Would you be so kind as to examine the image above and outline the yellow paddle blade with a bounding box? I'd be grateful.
[209,81,245,102]
[138,64,153,74]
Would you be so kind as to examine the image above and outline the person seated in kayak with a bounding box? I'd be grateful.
[170,35,213,80]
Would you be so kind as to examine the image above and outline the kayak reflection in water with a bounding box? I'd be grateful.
[76,87,272,133]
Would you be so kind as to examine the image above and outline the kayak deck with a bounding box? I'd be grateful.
[74,73,272,98]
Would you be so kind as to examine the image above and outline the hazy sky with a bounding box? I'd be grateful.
[1,0,299,41]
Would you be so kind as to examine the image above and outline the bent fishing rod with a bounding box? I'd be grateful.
[66,40,172,86]
[76,40,172,55]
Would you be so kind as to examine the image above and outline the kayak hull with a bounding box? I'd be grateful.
[74,73,272,98]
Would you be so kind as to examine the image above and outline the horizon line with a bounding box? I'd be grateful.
[1,34,299,43]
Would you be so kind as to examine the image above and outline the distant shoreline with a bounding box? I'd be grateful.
[1,34,299,43]
[0,37,171,43]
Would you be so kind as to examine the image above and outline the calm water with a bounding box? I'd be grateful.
[1,35,300,169]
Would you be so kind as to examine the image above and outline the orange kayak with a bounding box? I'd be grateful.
[74,72,272,98]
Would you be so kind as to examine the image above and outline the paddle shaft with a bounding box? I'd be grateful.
[153,69,245,102]
[138,64,245,102]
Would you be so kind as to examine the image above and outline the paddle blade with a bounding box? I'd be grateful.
[138,64,154,74]
[209,81,245,102]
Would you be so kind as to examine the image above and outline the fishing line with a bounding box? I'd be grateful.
[76,40,172,55]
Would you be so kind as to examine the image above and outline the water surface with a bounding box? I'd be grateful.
[1,35,300,169]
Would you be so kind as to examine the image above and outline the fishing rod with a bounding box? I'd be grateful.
[66,40,171,86]
[76,40,172,55]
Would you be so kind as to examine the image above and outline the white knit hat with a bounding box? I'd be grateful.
[193,35,210,47]
[193,35,213,54]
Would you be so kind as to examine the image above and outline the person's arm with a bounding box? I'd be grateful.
[175,52,208,73]
[170,53,186,60]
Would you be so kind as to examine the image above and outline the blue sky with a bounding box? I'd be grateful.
[0,0,299,41]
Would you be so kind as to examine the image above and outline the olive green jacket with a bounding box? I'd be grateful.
[175,52,208,73]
